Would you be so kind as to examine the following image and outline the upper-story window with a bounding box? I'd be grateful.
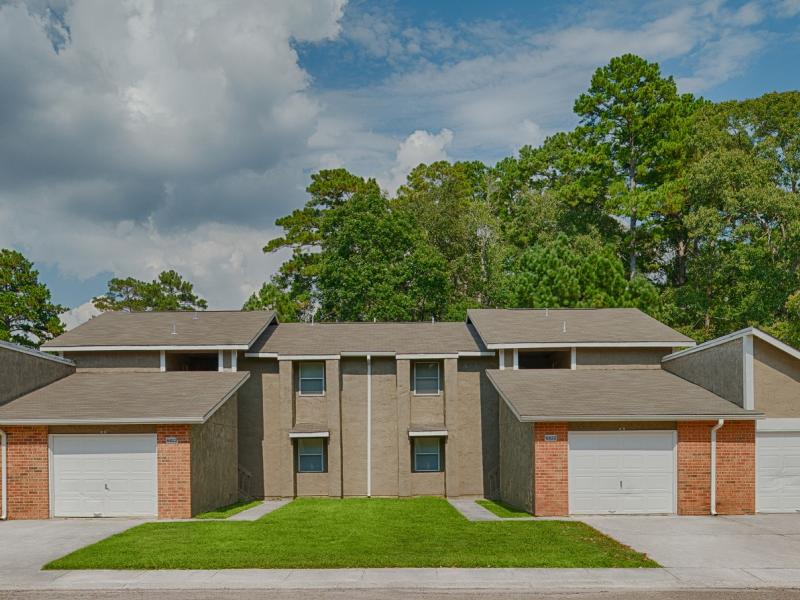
[298,362,325,395]
[413,362,440,395]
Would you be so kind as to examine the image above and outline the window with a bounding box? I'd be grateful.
[413,437,442,472]
[413,362,440,395]
[296,438,326,473]
[299,362,325,395]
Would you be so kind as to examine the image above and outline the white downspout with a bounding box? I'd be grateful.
[1,427,7,520]
[366,355,372,498]
[710,419,724,516]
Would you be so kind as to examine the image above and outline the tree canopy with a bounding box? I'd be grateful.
[0,249,66,347]
[93,270,208,312]
[254,54,800,345]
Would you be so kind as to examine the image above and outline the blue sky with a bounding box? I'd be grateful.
[1,0,798,325]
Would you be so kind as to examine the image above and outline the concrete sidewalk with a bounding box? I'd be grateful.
[227,500,290,521]
[3,566,800,592]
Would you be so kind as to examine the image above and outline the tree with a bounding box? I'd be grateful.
[0,249,66,347]
[93,270,208,312]
[504,235,661,314]
[243,281,302,322]
[316,184,452,321]
[394,161,504,311]
[574,54,697,278]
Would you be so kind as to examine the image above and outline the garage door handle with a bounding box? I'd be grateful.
[104,483,109,491]
[619,480,622,489]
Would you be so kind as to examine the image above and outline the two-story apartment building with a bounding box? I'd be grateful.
[0,308,798,520]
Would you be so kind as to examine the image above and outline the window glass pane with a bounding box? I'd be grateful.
[298,454,323,472]
[414,363,439,394]
[297,438,325,473]
[414,437,441,472]
[415,377,439,394]
[415,437,439,454]
[415,363,438,378]
[299,377,324,394]
[300,363,324,379]
[415,453,440,472]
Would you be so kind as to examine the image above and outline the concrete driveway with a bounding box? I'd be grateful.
[0,518,143,587]
[581,514,800,583]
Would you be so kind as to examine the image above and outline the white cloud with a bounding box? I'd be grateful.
[61,302,101,331]
[0,0,344,308]
[383,129,454,193]
[778,0,800,16]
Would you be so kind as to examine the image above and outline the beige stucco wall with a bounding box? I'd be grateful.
[498,400,533,513]
[66,350,161,372]
[754,338,800,417]
[236,357,279,498]
[662,338,744,406]
[0,345,75,405]
[577,348,668,369]
[239,353,498,500]
[190,395,239,515]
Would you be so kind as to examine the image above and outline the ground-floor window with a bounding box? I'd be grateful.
[413,437,443,472]
[296,438,327,473]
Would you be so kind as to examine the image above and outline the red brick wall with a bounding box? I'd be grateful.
[715,420,755,515]
[677,421,755,515]
[5,426,50,519]
[157,425,192,519]
[533,422,568,516]
[677,422,711,515]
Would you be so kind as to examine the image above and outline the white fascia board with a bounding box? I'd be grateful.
[200,372,250,423]
[0,417,206,425]
[45,344,250,352]
[757,418,800,432]
[408,430,448,437]
[486,341,694,350]
[277,354,340,361]
[0,340,75,366]
[396,353,458,360]
[244,352,279,358]
[289,431,330,438]
[516,414,762,422]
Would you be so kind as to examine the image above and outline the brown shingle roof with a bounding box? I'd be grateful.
[42,311,275,349]
[486,368,759,421]
[467,308,694,347]
[0,372,249,424]
[248,322,487,356]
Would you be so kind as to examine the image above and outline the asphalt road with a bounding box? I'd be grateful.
[2,591,800,600]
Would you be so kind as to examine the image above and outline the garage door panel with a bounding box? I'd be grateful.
[568,431,676,515]
[51,434,157,518]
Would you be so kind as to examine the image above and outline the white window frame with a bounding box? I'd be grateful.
[296,437,327,473]
[413,361,440,396]
[298,361,326,396]
[413,437,442,473]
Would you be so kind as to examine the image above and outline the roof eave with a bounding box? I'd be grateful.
[485,341,695,349]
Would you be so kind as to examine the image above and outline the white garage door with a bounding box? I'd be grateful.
[757,432,800,513]
[568,431,676,515]
[50,434,157,517]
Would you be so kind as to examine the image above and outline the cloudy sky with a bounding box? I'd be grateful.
[1,0,799,323]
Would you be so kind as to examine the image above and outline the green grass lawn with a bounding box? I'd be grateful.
[194,499,262,520]
[45,497,656,570]
[476,499,531,518]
